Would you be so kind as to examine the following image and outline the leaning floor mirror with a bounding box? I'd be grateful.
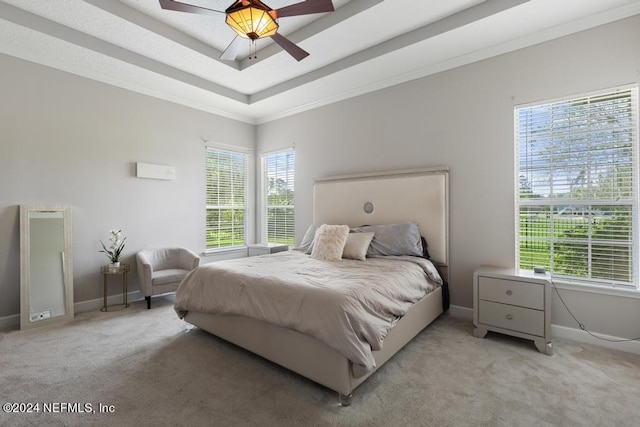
[20,205,74,330]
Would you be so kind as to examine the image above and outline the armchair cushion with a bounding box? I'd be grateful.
[152,268,191,286]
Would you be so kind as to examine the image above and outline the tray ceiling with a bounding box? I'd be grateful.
[1,0,639,124]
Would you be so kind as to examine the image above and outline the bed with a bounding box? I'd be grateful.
[176,167,450,405]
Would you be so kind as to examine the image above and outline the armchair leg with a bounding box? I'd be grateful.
[145,296,151,309]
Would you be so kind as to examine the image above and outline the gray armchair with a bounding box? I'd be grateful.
[136,247,200,309]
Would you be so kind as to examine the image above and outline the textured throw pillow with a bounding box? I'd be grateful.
[351,222,423,257]
[342,232,375,261]
[310,224,349,261]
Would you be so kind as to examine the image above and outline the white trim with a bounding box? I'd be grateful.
[204,140,251,154]
[260,146,295,156]
[73,290,145,313]
[0,313,19,330]
[0,290,146,330]
[551,278,640,300]
[447,304,640,356]
[314,166,450,183]
[203,246,248,256]
[552,324,640,356]
[514,83,639,109]
[448,304,473,320]
[257,2,640,125]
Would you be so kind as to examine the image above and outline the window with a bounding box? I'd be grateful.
[205,145,248,250]
[262,149,295,245]
[515,86,638,288]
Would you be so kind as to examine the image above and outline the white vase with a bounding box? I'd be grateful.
[111,261,120,268]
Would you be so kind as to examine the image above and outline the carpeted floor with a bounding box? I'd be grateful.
[1,296,639,427]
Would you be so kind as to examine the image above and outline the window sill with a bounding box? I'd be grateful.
[550,278,640,300]
[202,246,247,256]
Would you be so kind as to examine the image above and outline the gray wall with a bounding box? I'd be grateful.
[0,53,255,320]
[257,16,640,340]
[1,16,639,341]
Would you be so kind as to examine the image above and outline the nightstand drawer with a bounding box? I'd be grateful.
[478,276,544,310]
[478,300,544,337]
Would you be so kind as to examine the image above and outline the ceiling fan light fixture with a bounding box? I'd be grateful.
[225,0,279,40]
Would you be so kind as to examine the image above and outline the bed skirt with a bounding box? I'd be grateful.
[184,285,444,398]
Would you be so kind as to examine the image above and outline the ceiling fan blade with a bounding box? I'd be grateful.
[274,0,334,18]
[271,33,309,61]
[220,35,243,61]
[158,0,223,16]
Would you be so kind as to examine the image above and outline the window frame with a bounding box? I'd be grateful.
[515,85,639,289]
[260,148,295,246]
[205,142,249,252]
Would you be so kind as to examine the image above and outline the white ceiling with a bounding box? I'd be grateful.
[1,0,639,124]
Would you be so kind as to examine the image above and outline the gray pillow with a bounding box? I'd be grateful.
[293,224,317,253]
[351,222,423,257]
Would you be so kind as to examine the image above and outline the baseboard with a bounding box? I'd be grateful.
[448,304,473,320]
[0,313,19,330]
[446,305,640,356]
[5,298,638,356]
[552,324,640,356]
[73,290,145,313]
[2,299,471,330]
[0,290,146,331]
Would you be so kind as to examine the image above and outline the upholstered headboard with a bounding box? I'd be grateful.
[313,167,449,272]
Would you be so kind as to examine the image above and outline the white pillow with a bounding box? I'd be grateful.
[310,224,349,262]
[342,232,375,261]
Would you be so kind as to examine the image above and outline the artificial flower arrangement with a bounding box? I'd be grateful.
[99,229,127,264]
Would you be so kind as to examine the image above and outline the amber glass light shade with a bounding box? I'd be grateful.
[225,1,279,40]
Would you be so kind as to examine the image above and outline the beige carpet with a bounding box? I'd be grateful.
[1,296,639,427]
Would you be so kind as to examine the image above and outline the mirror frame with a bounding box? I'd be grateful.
[20,204,74,330]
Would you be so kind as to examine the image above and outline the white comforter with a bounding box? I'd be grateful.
[174,251,442,372]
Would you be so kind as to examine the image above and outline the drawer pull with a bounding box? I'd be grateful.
[505,314,514,320]
[506,290,513,296]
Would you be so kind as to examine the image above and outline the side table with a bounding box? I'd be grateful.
[100,263,130,312]
[247,243,289,257]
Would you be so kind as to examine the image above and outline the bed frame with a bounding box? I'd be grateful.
[184,167,450,405]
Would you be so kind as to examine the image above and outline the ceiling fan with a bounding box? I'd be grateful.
[158,0,335,61]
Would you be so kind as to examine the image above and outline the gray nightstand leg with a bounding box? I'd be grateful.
[473,326,488,338]
[534,339,553,355]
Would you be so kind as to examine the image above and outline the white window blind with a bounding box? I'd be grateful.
[205,146,247,250]
[516,86,638,288]
[262,149,295,245]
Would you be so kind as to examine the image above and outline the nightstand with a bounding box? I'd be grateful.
[247,243,289,257]
[473,266,552,355]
